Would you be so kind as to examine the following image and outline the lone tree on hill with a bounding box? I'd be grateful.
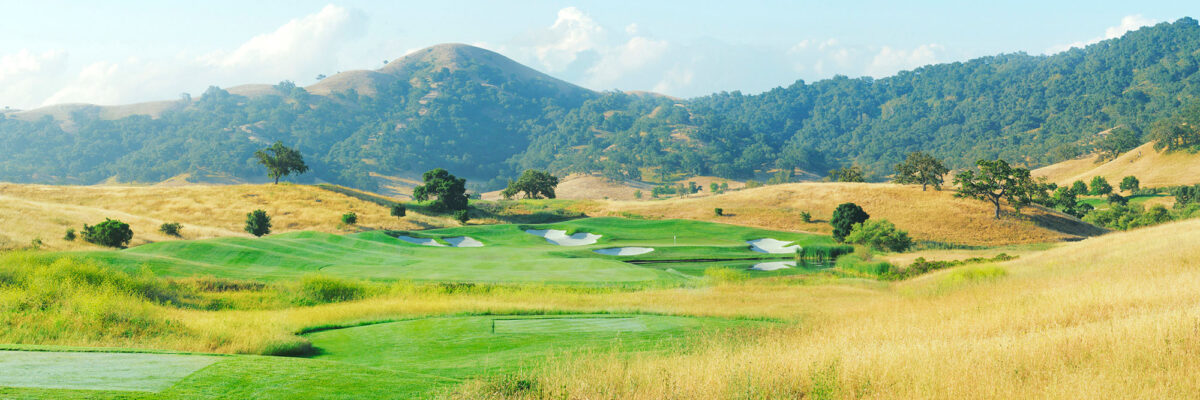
[245,209,272,237]
[501,169,560,199]
[82,218,133,248]
[829,166,866,182]
[390,203,406,218]
[413,168,469,212]
[1095,127,1142,161]
[830,202,870,242]
[953,159,1041,219]
[254,141,309,184]
[1089,176,1113,196]
[1070,180,1089,196]
[1120,176,1140,193]
[893,151,949,191]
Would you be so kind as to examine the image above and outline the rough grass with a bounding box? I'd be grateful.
[0,183,457,251]
[568,182,1104,246]
[447,218,1200,399]
[1034,142,1200,188]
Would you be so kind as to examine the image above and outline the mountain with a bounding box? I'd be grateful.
[3,19,1200,191]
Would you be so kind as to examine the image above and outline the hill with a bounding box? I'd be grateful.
[573,182,1106,246]
[1034,141,1200,187]
[0,183,456,251]
[4,19,1200,190]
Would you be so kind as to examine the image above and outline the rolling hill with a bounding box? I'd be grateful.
[1033,141,1200,187]
[4,19,1200,192]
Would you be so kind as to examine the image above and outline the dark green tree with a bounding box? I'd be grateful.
[254,141,309,184]
[830,202,870,242]
[412,168,469,211]
[82,219,133,248]
[953,160,1042,219]
[1150,102,1200,152]
[502,169,559,199]
[341,212,357,224]
[845,219,913,252]
[390,203,406,218]
[245,209,272,237]
[1089,176,1113,196]
[1095,127,1142,161]
[454,209,470,224]
[893,151,949,191]
[1119,176,1140,193]
[159,222,183,237]
[829,166,866,183]
[1070,180,1090,196]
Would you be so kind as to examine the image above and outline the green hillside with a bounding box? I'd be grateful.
[4,19,1200,188]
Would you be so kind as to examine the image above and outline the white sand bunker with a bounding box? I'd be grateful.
[750,261,795,271]
[395,236,446,247]
[593,247,654,256]
[525,229,601,246]
[747,238,800,254]
[444,236,483,247]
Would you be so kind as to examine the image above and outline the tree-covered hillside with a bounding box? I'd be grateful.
[3,18,1200,190]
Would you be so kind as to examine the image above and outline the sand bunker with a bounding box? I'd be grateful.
[525,229,601,246]
[444,236,483,247]
[750,261,795,271]
[395,236,447,247]
[593,247,654,256]
[747,238,799,254]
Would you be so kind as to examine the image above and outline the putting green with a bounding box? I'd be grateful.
[0,351,221,392]
[306,314,743,384]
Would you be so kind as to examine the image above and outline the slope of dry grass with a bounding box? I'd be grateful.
[448,217,1200,399]
[0,183,455,250]
[572,182,1105,246]
[1034,142,1200,187]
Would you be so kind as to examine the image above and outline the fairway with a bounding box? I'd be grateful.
[0,351,221,392]
[69,217,827,284]
[494,317,653,333]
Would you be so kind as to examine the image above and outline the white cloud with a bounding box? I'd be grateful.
[1047,14,1156,54]
[1,4,367,109]
[584,36,669,88]
[534,7,605,72]
[866,44,943,77]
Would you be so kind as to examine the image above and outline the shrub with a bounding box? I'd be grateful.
[294,274,368,305]
[454,209,470,224]
[159,222,183,237]
[714,207,723,216]
[830,203,870,242]
[1107,193,1128,206]
[390,203,406,218]
[799,211,812,223]
[244,210,272,237]
[835,254,894,276]
[30,237,43,249]
[844,219,913,252]
[63,228,76,241]
[633,190,642,199]
[82,218,134,248]
[341,212,357,225]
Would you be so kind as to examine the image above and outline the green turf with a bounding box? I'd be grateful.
[305,314,746,387]
[0,351,221,392]
[62,217,830,285]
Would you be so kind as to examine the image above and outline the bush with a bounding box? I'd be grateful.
[835,254,894,276]
[390,203,406,218]
[341,212,358,225]
[714,207,723,216]
[63,228,76,241]
[82,218,134,248]
[244,210,272,237]
[159,222,183,237]
[844,219,913,252]
[1107,193,1128,206]
[633,190,642,199]
[830,203,870,242]
[454,209,470,224]
[799,211,812,223]
[294,274,368,305]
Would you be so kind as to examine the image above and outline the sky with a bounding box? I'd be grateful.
[0,1,1196,110]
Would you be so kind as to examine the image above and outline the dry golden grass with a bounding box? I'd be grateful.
[570,182,1104,246]
[1034,142,1200,187]
[444,218,1200,399]
[0,183,455,250]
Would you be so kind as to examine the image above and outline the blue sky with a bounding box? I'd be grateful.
[0,1,1196,109]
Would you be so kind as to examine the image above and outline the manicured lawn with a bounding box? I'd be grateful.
[64,217,829,285]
